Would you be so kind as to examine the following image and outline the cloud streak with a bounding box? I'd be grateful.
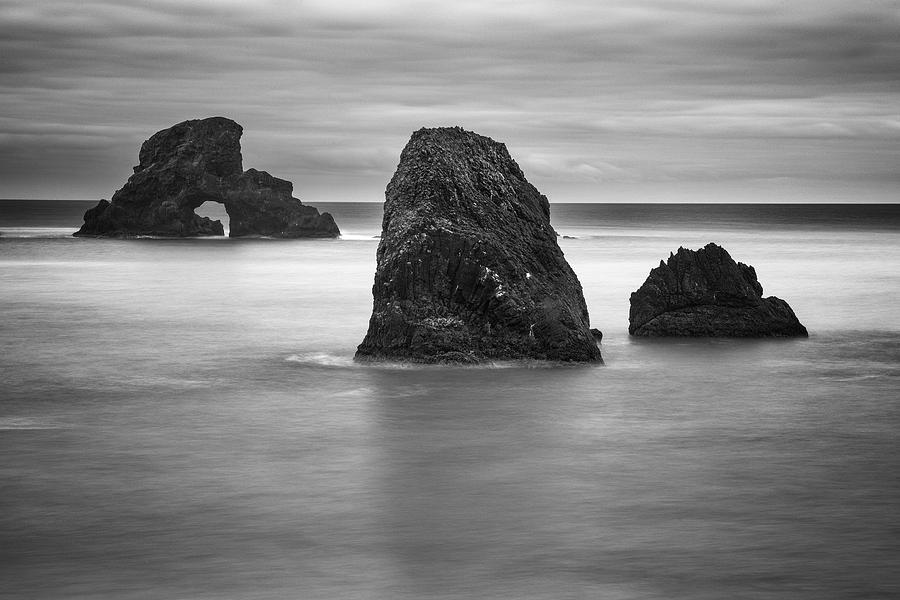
[1,0,897,201]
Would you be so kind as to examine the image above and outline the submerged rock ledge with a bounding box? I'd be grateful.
[629,242,808,337]
[74,117,339,238]
[355,126,602,364]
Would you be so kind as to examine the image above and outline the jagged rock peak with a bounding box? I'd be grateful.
[629,242,808,337]
[74,117,339,238]
[355,126,602,363]
[133,116,244,178]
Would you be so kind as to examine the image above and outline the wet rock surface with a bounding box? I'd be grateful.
[74,117,339,238]
[356,126,602,363]
[629,243,808,337]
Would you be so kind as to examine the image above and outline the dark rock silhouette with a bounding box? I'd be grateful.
[355,126,602,363]
[74,117,339,238]
[629,243,808,337]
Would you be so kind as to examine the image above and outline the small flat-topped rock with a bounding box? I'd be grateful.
[355,126,602,363]
[74,117,339,238]
[629,243,807,337]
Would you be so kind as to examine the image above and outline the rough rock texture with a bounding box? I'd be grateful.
[74,117,339,238]
[629,243,808,337]
[355,126,602,363]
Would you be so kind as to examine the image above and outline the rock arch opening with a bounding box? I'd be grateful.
[194,200,230,236]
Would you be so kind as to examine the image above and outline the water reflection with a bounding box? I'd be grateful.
[365,367,601,596]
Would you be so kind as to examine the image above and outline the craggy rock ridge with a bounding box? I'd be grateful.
[629,243,808,337]
[74,117,339,238]
[355,126,602,363]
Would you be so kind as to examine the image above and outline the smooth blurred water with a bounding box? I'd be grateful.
[2,202,899,599]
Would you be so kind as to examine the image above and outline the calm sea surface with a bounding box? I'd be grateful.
[2,201,899,599]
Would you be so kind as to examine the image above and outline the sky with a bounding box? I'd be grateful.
[1,0,898,203]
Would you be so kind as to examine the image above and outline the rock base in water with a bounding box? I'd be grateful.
[629,243,807,337]
[74,117,339,238]
[355,126,602,363]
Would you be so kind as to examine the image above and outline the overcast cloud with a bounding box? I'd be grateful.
[1,0,897,201]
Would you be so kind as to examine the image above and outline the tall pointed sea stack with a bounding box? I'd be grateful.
[74,117,339,238]
[629,243,808,337]
[356,127,601,363]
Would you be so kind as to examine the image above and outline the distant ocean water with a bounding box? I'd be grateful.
[2,200,899,599]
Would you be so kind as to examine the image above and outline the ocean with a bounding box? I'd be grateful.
[2,200,899,599]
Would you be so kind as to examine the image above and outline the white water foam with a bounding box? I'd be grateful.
[339,233,382,241]
[285,352,358,368]
[285,352,593,370]
[0,417,61,430]
[0,227,77,238]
